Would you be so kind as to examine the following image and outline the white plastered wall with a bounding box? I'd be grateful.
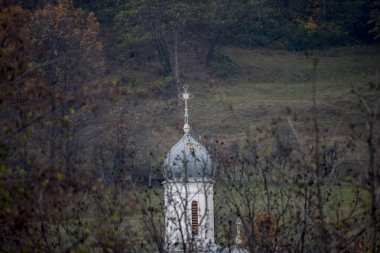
[164,181,215,248]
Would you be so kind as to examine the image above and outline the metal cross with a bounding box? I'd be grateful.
[235,218,242,245]
[178,86,193,124]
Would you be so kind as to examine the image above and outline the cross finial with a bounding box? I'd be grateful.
[178,86,193,134]
[235,218,242,245]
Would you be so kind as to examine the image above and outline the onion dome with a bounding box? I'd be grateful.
[219,218,250,253]
[163,133,212,181]
[219,245,250,253]
[163,86,213,181]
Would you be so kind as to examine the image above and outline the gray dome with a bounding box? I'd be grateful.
[219,245,250,253]
[164,134,212,181]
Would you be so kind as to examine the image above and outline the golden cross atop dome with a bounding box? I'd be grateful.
[178,86,193,134]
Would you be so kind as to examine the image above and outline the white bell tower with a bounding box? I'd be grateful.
[163,86,219,253]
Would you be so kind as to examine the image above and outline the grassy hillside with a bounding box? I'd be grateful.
[89,45,380,163]
[193,46,380,137]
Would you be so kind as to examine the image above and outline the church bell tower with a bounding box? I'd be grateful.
[162,86,219,253]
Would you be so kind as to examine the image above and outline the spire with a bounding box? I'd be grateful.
[179,86,193,134]
[235,218,242,245]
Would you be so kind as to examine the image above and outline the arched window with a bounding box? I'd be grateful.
[191,201,198,235]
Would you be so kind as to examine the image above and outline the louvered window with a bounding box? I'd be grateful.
[191,201,198,235]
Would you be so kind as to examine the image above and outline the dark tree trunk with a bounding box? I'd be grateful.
[205,29,221,68]
[312,58,329,252]
[368,115,378,253]
[154,36,171,76]
[50,81,57,170]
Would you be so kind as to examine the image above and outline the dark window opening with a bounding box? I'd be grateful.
[191,201,198,235]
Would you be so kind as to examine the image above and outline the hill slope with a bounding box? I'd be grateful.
[86,45,380,162]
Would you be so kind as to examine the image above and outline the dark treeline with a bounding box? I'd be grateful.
[3,0,380,74]
[13,0,380,47]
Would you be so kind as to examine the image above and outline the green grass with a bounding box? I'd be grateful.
[91,45,380,161]
[179,46,380,143]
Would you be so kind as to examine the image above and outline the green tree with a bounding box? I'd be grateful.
[198,0,252,67]
[115,0,193,76]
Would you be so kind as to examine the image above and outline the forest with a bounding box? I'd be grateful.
[1,0,379,252]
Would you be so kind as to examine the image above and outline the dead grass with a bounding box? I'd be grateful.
[93,45,380,159]
[186,46,380,144]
